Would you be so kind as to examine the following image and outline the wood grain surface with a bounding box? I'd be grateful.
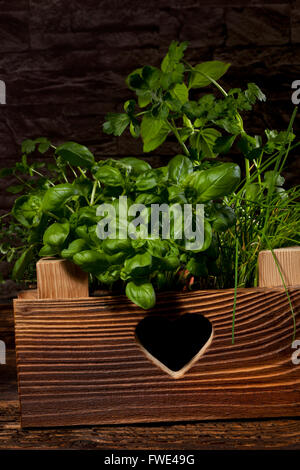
[13,287,300,428]
[259,247,300,288]
[36,258,89,299]
[1,303,300,449]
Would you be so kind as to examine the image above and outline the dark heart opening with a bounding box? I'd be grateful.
[135,313,213,378]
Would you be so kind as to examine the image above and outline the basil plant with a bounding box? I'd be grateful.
[5,140,240,309]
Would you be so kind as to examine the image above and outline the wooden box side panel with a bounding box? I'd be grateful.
[13,288,300,428]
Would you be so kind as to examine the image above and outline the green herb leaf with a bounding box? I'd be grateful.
[43,220,70,247]
[126,280,156,309]
[189,61,230,89]
[168,154,193,183]
[12,194,42,228]
[103,113,131,136]
[73,250,109,274]
[171,83,188,104]
[140,115,169,152]
[42,184,78,212]
[95,166,124,187]
[21,139,35,154]
[12,246,34,280]
[118,157,151,176]
[55,142,95,168]
[185,163,241,202]
[213,135,236,155]
[122,252,152,279]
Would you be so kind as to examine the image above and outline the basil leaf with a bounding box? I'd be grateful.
[95,166,124,187]
[136,170,158,191]
[126,280,156,309]
[102,238,132,255]
[118,157,151,176]
[39,244,59,257]
[42,184,78,212]
[61,239,88,259]
[168,154,193,183]
[185,163,241,202]
[135,193,161,205]
[55,142,95,168]
[73,250,108,274]
[123,252,152,279]
[43,220,70,247]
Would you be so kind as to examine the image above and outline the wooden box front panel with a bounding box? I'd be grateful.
[13,288,300,428]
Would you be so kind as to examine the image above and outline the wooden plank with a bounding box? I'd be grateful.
[1,399,300,450]
[13,287,300,428]
[36,258,89,299]
[259,246,300,288]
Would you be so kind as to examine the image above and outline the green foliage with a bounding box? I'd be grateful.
[103,41,269,162]
[0,40,298,320]
[0,145,241,308]
[55,142,95,168]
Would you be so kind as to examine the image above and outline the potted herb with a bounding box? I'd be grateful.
[1,41,298,311]
[2,41,300,427]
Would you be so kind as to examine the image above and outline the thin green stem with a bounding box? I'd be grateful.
[244,158,250,183]
[232,237,239,344]
[184,62,228,98]
[68,163,78,178]
[78,167,87,178]
[169,119,190,156]
[90,180,97,206]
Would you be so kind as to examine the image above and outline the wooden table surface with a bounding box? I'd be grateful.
[1,302,300,450]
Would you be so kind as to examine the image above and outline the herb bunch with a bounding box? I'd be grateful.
[0,40,299,316]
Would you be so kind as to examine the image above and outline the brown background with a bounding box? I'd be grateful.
[0,0,299,213]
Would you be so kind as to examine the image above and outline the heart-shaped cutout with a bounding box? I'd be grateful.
[135,313,213,379]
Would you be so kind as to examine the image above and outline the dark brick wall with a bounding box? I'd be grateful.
[0,0,300,212]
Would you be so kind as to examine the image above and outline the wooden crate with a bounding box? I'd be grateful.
[13,250,300,428]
